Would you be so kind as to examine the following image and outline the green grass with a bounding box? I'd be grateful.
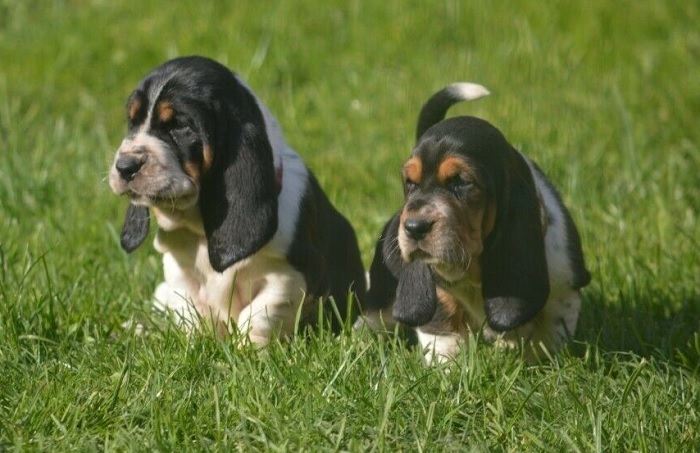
[1,0,699,450]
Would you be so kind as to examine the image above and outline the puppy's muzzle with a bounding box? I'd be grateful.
[115,153,146,182]
[403,217,434,241]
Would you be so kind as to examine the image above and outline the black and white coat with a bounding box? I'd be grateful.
[109,56,365,343]
[362,83,591,363]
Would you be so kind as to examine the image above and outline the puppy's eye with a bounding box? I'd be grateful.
[168,115,195,140]
[404,179,418,192]
[169,125,195,143]
[448,177,473,195]
[169,122,200,154]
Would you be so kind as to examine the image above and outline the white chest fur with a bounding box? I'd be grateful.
[151,204,307,342]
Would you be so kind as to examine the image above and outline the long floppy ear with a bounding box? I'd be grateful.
[367,213,438,326]
[120,204,150,253]
[480,151,549,331]
[366,213,402,311]
[200,93,278,273]
[393,261,438,327]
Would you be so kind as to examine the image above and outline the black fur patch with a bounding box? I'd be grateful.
[286,173,367,332]
[120,204,150,253]
[392,261,438,327]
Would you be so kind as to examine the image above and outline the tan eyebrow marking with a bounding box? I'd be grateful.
[437,156,472,184]
[156,100,175,124]
[128,97,142,122]
[403,157,423,183]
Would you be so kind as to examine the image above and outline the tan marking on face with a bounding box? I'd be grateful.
[182,160,201,184]
[399,153,492,282]
[403,157,422,184]
[437,156,473,184]
[202,143,214,174]
[458,199,488,273]
[157,101,175,124]
[128,97,142,122]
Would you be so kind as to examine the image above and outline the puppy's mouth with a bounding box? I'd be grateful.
[402,242,444,265]
[400,234,440,264]
[109,136,200,210]
[110,166,198,210]
[405,247,436,263]
[113,182,198,210]
[125,189,198,210]
[402,243,472,282]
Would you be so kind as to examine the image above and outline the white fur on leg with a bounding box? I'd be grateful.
[152,250,203,331]
[153,282,200,330]
[416,329,463,365]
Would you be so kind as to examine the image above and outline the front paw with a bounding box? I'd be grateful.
[153,282,200,330]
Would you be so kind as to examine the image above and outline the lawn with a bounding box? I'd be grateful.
[1,0,699,451]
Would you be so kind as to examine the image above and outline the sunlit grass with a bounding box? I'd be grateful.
[1,0,698,450]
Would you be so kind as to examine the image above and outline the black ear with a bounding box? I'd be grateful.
[392,261,438,327]
[366,213,402,311]
[200,93,278,273]
[481,152,549,331]
[367,213,438,326]
[120,204,150,253]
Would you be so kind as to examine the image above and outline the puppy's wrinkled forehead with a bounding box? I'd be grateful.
[125,58,230,131]
[416,116,509,158]
[410,134,471,180]
[408,116,512,186]
[127,87,179,131]
[406,135,483,190]
[126,90,175,135]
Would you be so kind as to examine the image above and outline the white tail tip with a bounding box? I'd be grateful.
[445,82,490,101]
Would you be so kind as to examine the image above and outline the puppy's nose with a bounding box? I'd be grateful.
[115,154,146,182]
[403,218,434,240]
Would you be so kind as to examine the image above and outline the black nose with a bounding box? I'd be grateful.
[115,154,146,182]
[403,217,434,240]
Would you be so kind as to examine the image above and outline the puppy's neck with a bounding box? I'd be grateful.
[433,259,482,288]
[153,205,205,236]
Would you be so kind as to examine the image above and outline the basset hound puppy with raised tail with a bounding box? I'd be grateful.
[361,83,591,363]
[109,56,366,344]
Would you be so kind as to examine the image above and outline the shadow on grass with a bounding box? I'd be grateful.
[575,285,700,370]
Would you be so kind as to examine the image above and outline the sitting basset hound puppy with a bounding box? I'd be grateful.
[109,56,366,343]
[362,83,590,363]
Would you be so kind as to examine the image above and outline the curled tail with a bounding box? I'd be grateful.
[415,82,490,141]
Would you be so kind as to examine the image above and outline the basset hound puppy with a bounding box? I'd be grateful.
[109,56,366,343]
[362,83,590,363]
